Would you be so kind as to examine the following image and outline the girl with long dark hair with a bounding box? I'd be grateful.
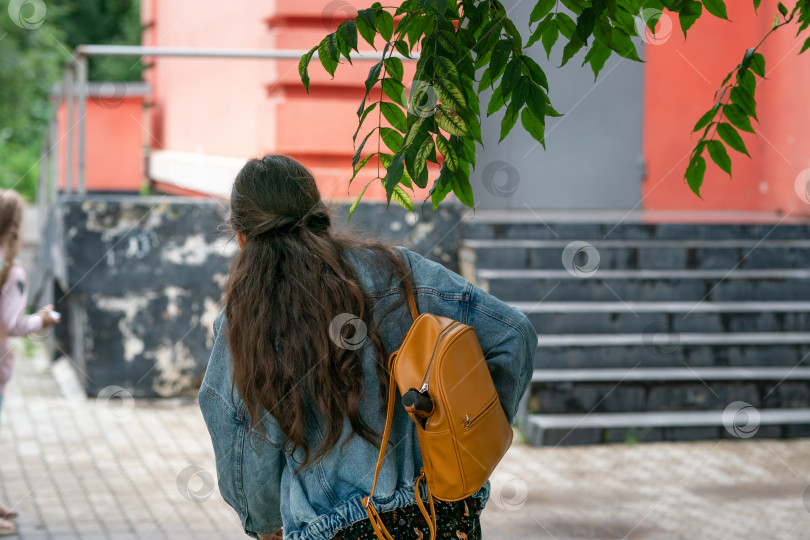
[199,155,536,540]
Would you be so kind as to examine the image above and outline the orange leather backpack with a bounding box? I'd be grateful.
[362,287,513,540]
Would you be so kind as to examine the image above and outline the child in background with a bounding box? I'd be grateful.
[0,190,59,536]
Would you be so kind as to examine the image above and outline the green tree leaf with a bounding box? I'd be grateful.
[356,8,378,47]
[376,10,394,41]
[339,21,359,55]
[730,86,757,120]
[679,1,704,35]
[436,104,470,136]
[487,85,505,116]
[702,0,729,20]
[555,13,577,39]
[583,41,612,79]
[693,108,717,132]
[430,170,453,211]
[520,108,546,148]
[391,184,414,211]
[489,41,513,85]
[381,102,406,131]
[382,78,407,107]
[686,155,707,197]
[384,57,404,82]
[717,122,750,157]
[541,19,560,59]
[610,28,641,61]
[750,52,766,77]
[451,172,475,208]
[530,0,557,24]
[299,46,318,93]
[723,103,755,133]
[384,153,406,199]
[706,140,732,176]
[435,134,459,171]
[348,182,372,221]
[501,58,523,98]
[434,78,467,110]
[576,8,597,43]
[521,56,549,90]
[416,137,436,168]
[318,34,340,76]
[380,127,403,152]
[500,103,520,142]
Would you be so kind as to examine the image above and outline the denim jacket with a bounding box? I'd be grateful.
[199,247,537,540]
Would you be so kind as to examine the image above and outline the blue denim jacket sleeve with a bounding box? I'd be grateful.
[398,247,537,422]
[199,312,284,539]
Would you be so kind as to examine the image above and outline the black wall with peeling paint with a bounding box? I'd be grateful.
[35,195,463,397]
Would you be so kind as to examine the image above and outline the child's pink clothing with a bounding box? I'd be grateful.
[0,262,43,394]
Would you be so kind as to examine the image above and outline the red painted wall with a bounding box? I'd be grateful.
[56,96,145,192]
[142,0,432,202]
[643,0,810,216]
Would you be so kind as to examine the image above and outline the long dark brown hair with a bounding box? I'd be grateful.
[225,155,409,468]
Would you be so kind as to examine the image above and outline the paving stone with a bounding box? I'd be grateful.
[3,346,810,539]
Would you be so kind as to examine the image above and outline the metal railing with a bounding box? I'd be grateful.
[41,44,414,213]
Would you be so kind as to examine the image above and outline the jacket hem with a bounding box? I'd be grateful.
[285,482,489,540]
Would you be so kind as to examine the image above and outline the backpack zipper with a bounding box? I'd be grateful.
[464,398,497,429]
[419,322,460,394]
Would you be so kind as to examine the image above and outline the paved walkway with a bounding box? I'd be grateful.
[1,347,810,539]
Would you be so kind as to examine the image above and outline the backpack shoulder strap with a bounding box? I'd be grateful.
[363,353,399,506]
[394,247,419,322]
[404,285,419,321]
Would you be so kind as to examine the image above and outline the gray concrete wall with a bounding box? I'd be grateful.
[33,195,463,397]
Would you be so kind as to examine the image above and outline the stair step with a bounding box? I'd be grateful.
[462,239,810,248]
[478,270,810,302]
[528,408,810,430]
[526,409,810,445]
[530,343,810,369]
[479,269,810,279]
[535,332,810,347]
[511,301,810,334]
[511,301,810,312]
[461,240,810,270]
[462,219,810,241]
[531,367,810,383]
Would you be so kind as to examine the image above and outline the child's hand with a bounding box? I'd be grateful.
[37,305,60,328]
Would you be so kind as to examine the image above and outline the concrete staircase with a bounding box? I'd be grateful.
[460,217,810,445]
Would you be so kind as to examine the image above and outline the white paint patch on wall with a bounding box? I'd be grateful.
[148,341,197,397]
[162,234,236,266]
[200,297,221,350]
[163,286,190,319]
[96,294,157,362]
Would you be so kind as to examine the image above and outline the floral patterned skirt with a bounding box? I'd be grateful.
[332,496,482,540]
